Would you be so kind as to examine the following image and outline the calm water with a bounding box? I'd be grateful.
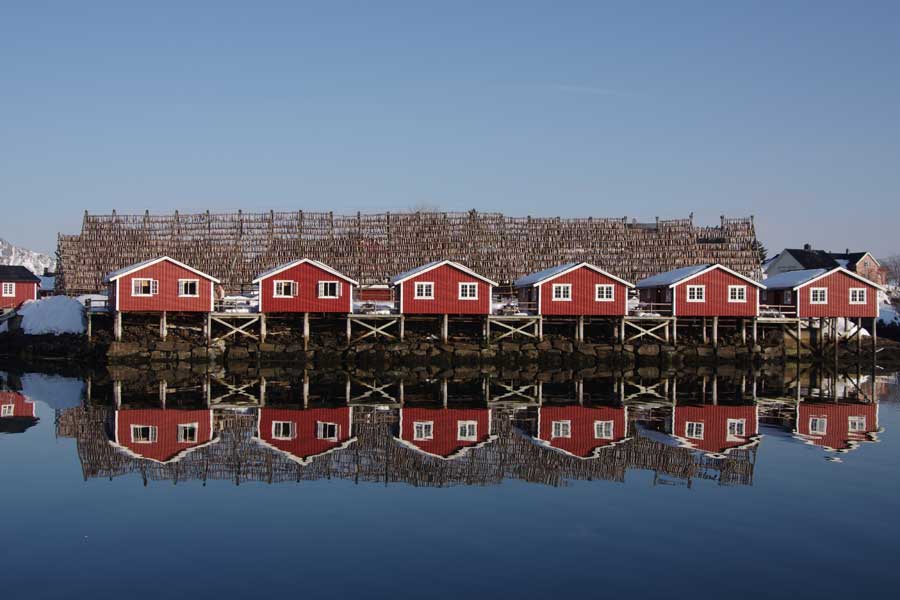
[2,366,900,599]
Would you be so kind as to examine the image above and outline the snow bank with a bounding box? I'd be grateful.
[17,296,85,335]
[881,304,900,326]
[20,373,84,410]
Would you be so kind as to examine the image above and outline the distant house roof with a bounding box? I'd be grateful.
[103,256,220,284]
[0,265,41,283]
[389,260,499,286]
[635,265,711,288]
[828,251,872,266]
[782,249,839,270]
[513,262,634,289]
[251,258,359,285]
[762,268,828,289]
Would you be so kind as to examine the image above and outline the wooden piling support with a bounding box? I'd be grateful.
[303,312,310,351]
[712,316,718,348]
[441,314,449,343]
[260,313,267,343]
[160,311,167,340]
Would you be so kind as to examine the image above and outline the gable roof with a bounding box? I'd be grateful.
[513,262,634,289]
[389,260,499,286]
[789,266,886,291]
[829,251,875,267]
[783,249,840,270]
[251,258,359,285]
[103,256,220,283]
[0,265,41,283]
[762,268,828,289]
[636,263,764,289]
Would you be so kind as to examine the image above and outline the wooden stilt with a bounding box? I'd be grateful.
[346,315,352,344]
[672,317,678,346]
[485,317,490,342]
[537,317,543,341]
[114,311,122,341]
[712,316,718,348]
[441,314,448,343]
[752,317,758,346]
[399,316,405,340]
[619,317,625,343]
[86,312,92,341]
[872,316,877,355]
[160,311,167,340]
[260,313,267,343]
[797,319,802,358]
[703,318,708,344]
[741,318,746,345]
[857,317,862,355]
[205,312,212,344]
[303,312,310,351]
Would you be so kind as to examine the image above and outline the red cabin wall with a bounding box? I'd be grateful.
[797,403,878,450]
[0,281,38,309]
[258,407,353,460]
[115,260,214,313]
[358,287,392,302]
[399,265,491,315]
[673,269,759,317]
[259,262,353,314]
[674,405,757,453]
[536,268,628,316]
[0,392,36,418]
[538,405,627,457]
[400,407,491,458]
[115,409,213,462]
[796,272,878,318]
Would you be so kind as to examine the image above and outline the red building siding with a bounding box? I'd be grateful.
[114,409,214,462]
[112,260,215,313]
[258,262,353,314]
[399,264,492,315]
[0,392,36,418]
[673,268,759,317]
[537,405,627,458]
[796,271,879,318]
[673,404,758,454]
[257,407,354,461]
[536,267,628,316]
[796,403,878,451]
[399,407,492,458]
[358,286,392,302]
[0,281,38,309]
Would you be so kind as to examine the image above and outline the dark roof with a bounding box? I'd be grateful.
[828,251,869,266]
[0,265,41,283]
[783,249,840,270]
[0,417,39,434]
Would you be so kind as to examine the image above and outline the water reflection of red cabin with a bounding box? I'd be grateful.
[112,409,216,463]
[794,402,880,452]
[256,407,355,463]
[536,405,629,458]
[397,407,494,459]
[672,404,759,456]
[0,391,38,434]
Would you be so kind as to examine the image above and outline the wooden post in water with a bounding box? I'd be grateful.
[703,318,708,344]
[86,312,92,341]
[797,319,802,359]
[260,313,267,343]
[441,314,449,343]
[346,315,352,345]
[752,317,758,346]
[712,317,718,348]
[160,311,167,340]
[672,317,678,346]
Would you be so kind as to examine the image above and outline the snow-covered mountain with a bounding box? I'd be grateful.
[0,238,56,275]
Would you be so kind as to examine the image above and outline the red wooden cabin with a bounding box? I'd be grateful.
[390,260,498,315]
[0,391,38,434]
[0,266,40,310]
[762,267,884,318]
[397,407,494,459]
[794,402,879,452]
[672,404,759,455]
[513,262,634,316]
[635,264,763,317]
[104,256,219,313]
[256,407,355,463]
[253,259,358,314]
[536,405,629,458]
[111,408,216,463]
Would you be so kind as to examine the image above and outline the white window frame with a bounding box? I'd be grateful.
[686,285,706,303]
[413,421,434,440]
[595,284,615,302]
[177,279,199,298]
[273,280,297,298]
[551,283,572,301]
[849,288,867,305]
[131,278,158,297]
[728,285,747,303]
[414,282,434,300]
[551,420,572,438]
[594,420,614,439]
[272,421,296,440]
[130,425,158,443]
[1,282,15,297]
[1,404,14,417]
[316,421,339,441]
[727,418,746,439]
[685,421,704,440]
[457,420,478,441]
[458,282,478,300]
[809,417,827,435]
[177,423,199,443]
[848,416,866,432]
[318,281,340,299]
[810,288,828,305]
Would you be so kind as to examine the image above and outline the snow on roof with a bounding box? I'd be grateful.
[103,256,220,284]
[389,260,444,285]
[635,265,711,288]
[102,258,159,282]
[513,263,580,288]
[762,269,828,289]
[252,258,359,285]
[389,260,498,286]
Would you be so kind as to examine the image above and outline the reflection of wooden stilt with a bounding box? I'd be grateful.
[303,372,309,408]
[303,312,309,351]
[712,317,718,348]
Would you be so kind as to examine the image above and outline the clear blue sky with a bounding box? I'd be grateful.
[2,1,898,257]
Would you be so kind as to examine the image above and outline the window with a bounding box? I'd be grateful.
[594,420,614,439]
[783,290,792,305]
[551,420,571,438]
[177,423,198,443]
[810,288,827,304]
[727,419,746,438]
[413,421,434,440]
[131,425,158,443]
[178,279,199,297]
[457,421,478,441]
[849,288,866,305]
[728,285,747,303]
[131,278,158,297]
[272,421,296,440]
[316,421,339,440]
[414,282,434,299]
[848,416,867,432]
[686,285,706,302]
[552,284,572,301]
[664,288,673,302]
[685,421,704,439]
[458,282,478,300]
[1,404,14,417]
[318,281,340,299]
[595,284,614,302]
[1,282,14,297]
[274,280,297,298]
[809,417,827,435]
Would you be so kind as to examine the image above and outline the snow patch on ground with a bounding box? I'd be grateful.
[881,304,900,326]
[17,296,85,335]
